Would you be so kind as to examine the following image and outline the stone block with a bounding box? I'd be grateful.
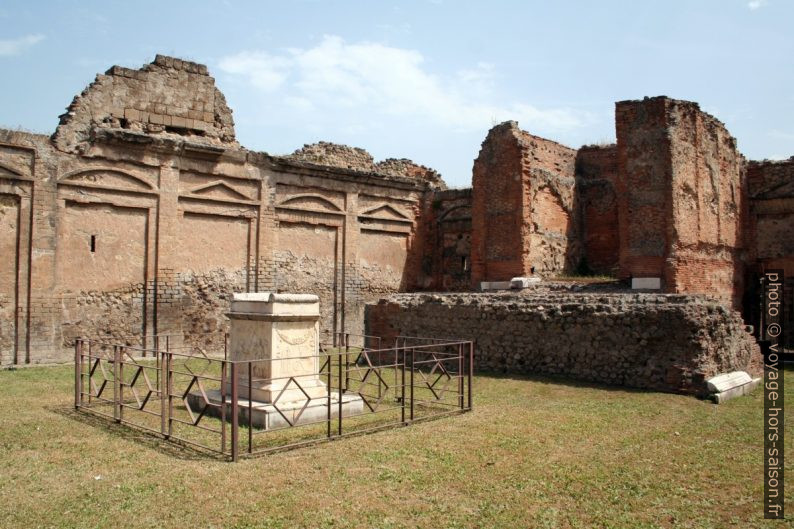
[123,108,140,121]
[510,277,541,289]
[706,371,752,393]
[632,277,661,290]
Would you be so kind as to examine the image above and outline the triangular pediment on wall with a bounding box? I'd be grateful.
[189,180,252,201]
[360,204,410,221]
[59,168,155,191]
[0,162,24,179]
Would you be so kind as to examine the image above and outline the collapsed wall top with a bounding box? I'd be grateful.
[285,141,447,189]
[52,54,237,153]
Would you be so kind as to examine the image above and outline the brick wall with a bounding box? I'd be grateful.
[616,97,747,308]
[615,97,672,279]
[419,188,472,291]
[748,158,794,278]
[575,145,619,274]
[471,121,579,286]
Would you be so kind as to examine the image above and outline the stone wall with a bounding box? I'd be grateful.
[472,121,579,285]
[616,97,748,308]
[285,144,445,189]
[366,292,762,396]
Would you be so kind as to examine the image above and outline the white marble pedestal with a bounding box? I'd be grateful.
[188,292,363,429]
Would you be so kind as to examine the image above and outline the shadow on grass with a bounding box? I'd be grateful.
[477,369,659,394]
[478,363,793,399]
[47,404,228,462]
[48,402,469,462]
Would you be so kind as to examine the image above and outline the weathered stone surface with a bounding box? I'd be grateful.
[366,291,762,396]
[284,143,445,189]
[615,97,748,308]
[285,142,374,172]
[706,371,752,393]
[52,55,238,154]
[576,145,619,274]
[227,292,324,402]
[471,121,580,284]
[748,157,794,278]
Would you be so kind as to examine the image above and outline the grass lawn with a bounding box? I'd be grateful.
[0,365,791,528]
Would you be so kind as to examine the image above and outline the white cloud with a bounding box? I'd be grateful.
[0,34,44,56]
[747,0,767,10]
[218,35,588,134]
[218,51,289,92]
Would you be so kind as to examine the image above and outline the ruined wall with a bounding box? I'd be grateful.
[0,56,437,364]
[748,158,794,278]
[471,122,579,286]
[575,145,619,274]
[666,100,747,308]
[419,188,472,291]
[616,97,747,308]
[286,142,375,173]
[615,97,672,280]
[285,145,445,190]
[53,55,237,154]
[0,132,60,363]
[471,122,525,284]
[367,292,762,396]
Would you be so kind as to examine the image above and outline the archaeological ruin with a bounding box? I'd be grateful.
[1,54,791,395]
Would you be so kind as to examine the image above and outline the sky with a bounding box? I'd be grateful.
[0,0,792,187]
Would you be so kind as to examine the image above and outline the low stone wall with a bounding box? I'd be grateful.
[366,292,762,396]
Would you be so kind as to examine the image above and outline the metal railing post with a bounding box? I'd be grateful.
[231,362,239,462]
[155,335,160,391]
[337,350,343,436]
[400,346,406,424]
[248,362,253,454]
[221,361,227,453]
[118,347,125,423]
[74,339,82,409]
[327,351,332,438]
[409,346,415,423]
[468,342,473,410]
[113,346,121,422]
[344,333,350,392]
[167,353,173,439]
[458,343,464,410]
[87,341,93,405]
[160,349,168,437]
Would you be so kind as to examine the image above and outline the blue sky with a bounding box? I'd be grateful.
[1,0,792,187]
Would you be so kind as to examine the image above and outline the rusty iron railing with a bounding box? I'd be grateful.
[74,334,473,461]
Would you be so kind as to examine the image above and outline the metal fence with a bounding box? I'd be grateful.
[74,333,473,461]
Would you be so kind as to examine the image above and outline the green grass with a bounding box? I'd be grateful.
[1,365,792,528]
